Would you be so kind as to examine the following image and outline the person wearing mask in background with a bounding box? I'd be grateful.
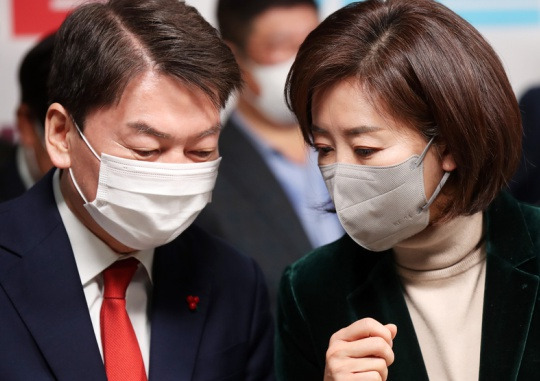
[276,0,540,380]
[196,0,343,313]
[0,33,54,202]
[0,1,273,380]
[508,86,540,205]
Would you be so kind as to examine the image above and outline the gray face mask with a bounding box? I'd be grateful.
[320,138,450,252]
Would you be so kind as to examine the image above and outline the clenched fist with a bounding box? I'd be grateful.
[324,318,397,381]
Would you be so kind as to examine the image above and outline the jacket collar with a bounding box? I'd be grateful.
[347,253,429,380]
[148,229,213,380]
[479,192,539,380]
[0,170,107,380]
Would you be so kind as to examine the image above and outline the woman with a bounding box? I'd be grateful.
[276,0,540,380]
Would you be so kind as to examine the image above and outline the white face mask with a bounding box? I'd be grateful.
[246,57,297,126]
[320,138,450,252]
[69,120,221,250]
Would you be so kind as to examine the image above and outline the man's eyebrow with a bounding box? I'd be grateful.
[312,124,381,136]
[127,121,172,139]
[196,123,222,139]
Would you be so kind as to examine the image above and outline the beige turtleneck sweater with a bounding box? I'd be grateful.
[393,212,485,381]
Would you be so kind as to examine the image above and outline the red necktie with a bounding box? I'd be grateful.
[100,258,147,381]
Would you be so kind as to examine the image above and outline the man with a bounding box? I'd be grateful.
[0,33,54,202]
[196,0,344,312]
[0,1,273,380]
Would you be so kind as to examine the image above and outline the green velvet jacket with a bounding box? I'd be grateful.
[276,192,540,380]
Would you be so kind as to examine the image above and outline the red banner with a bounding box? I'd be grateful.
[12,0,74,37]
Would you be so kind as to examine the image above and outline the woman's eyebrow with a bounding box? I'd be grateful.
[312,124,381,136]
[343,125,381,137]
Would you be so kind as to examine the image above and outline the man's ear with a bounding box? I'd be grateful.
[45,103,72,169]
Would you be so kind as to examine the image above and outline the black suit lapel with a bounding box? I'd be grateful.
[219,118,312,254]
[0,172,106,381]
[347,253,429,380]
[479,194,540,381]
[148,231,212,381]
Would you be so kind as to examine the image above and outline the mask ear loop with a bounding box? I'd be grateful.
[414,136,452,211]
[414,136,436,167]
[69,115,101,161]
[68,168,89,203]
[422,171,451,211]
[68,115,101,204]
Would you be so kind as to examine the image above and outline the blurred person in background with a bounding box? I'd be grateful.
[0,33,54,202]
[509,86,540,205]
[196,0,343,313]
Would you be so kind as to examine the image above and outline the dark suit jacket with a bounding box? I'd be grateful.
[0,142,26,202]
[276,192,540,380]
[509,87,540,205]
[0,171,274,381]
[196,117,312,312]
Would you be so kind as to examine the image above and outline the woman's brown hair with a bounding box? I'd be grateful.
[286,0,521,218]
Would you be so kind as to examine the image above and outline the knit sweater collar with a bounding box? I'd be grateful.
[392,212,484,276]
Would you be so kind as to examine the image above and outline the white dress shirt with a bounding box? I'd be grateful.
[52,169,154,376]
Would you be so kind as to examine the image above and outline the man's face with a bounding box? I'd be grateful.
[244,4,318,65]
[66,70,221,203]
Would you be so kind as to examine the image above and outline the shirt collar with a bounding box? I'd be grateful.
[52,169,154,286]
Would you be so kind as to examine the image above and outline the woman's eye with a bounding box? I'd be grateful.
[354,147,376,158]
[313,145,333,156]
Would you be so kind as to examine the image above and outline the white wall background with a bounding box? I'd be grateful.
[1,0,539,139]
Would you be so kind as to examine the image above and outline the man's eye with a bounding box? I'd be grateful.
[192,150,214,158]
[133,149,160,158]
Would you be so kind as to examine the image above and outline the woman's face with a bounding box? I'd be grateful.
[311,79,456,219]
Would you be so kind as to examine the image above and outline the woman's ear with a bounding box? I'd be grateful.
[45,103,72,169]
[439,144,457,172]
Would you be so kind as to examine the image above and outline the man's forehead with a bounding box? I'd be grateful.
[82,72,221,131]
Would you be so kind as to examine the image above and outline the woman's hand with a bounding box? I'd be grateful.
[323,318,397,381]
